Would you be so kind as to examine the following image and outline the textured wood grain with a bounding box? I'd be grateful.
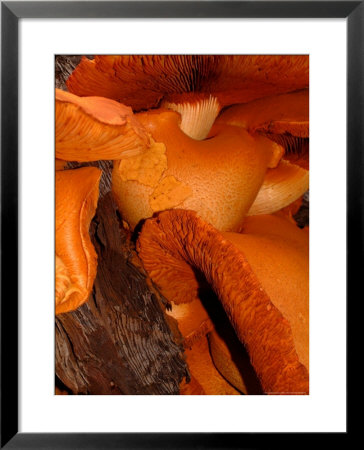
[55,193,188,394]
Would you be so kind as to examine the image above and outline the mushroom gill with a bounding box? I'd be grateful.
[137,210,309,394]
[67,55,308,140]
[163,94,221,140]
[67,55,309,110]
[248,160,309,216]
[56,89,150,162]
[56,167,101,314]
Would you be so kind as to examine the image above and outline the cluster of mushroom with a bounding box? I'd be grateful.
[55,55,309,395]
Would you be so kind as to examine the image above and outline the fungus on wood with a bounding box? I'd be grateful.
[137,210,309,394]
[56,192,188,395]
[55,55,309,395]
[65,55,309,232]
[55,58,189,394]
[214,89,309,215]
[67,55,309,134]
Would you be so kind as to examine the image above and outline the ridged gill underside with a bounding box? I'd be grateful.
[137,210,309,394]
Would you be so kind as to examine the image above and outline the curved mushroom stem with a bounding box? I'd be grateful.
[137,210,309,394]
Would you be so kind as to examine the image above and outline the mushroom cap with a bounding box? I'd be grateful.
[56,167,101,314]
[223,214,309,371]
[215,89,309,168]
[67,55,309,111]
[56,89,150,161]
[215,89,309,136]
[137,210,309,394]
[213,90,309,215]
[112,108,281,231]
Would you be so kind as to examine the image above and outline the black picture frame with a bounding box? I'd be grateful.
[1,1,359,448]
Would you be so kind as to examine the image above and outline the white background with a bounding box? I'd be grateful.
[19,18,347,432]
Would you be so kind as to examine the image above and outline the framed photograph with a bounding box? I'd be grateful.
[1,1,358,448]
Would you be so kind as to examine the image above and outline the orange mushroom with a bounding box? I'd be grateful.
[62,56,309,231]
[112,108,284,231]
[177,286,263,395]
[137,210,309,394]
[166,297,214,349]
[55,89,150,162]
[215,89,308,137]
[67,55,308,140]
[273,195,306,225]
[213,89,309,215]
[55,159,67,171]
[248,160,309,216]
[55,88,294,232]
[180,335,241,395]
[55,55,310,395]
[56,167,101,314]
[164,276,236,394]
[208,328,263,395]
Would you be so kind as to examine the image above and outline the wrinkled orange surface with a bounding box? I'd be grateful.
[225,215,309,370]
[138,210,309,394]
[55,167,101,314]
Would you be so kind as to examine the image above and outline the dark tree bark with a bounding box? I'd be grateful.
[56,193,188,394]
